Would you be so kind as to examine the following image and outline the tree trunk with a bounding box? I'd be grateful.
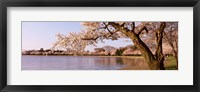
[155,22,166,70]
[109,22,166,70]
[119,30,161,70]
[131,36,160,70]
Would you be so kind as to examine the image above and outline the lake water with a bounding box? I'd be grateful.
[22,55,148,70]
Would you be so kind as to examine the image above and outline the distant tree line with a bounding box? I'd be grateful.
[22,44,173,56]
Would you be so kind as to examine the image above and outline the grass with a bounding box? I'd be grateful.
[164,56,178,70]
[118,56,178,70]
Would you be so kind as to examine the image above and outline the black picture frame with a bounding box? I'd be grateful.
[0,0,199,92]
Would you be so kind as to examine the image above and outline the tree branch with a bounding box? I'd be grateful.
[108,22,130,32]
[120,22,125,27]
[131,22,135,32]
[81,36,99,40]
[103,22,113,35]
[155,22,166,58]
[137,26,148,35]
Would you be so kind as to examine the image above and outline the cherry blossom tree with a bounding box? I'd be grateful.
[163,22,178,68]
[102,45,116,52]
[53,22,178,70]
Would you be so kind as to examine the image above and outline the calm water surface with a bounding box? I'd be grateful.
[22,55,146,70]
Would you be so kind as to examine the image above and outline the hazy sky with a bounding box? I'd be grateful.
[22,22,132,51]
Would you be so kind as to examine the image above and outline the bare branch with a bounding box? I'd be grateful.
[121,22,125,27]
[82,37,99,40]
[103,22,114,35]
[108,22,128,31]
[131,22,135,32]
[137,26,148,35]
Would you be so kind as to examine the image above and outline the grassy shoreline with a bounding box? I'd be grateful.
[119,56,177,70]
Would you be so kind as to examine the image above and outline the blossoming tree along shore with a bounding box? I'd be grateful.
[53,22,178,70]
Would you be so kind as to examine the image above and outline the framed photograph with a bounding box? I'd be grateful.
[0,0,199,92]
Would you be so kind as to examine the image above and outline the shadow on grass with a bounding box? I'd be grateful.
[165,66,178,70]
[164,56,178,70]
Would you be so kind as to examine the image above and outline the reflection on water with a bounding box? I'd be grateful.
[22,55,148,70]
